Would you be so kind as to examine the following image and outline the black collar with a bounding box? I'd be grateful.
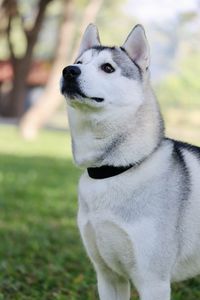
[87,140,163,180]
[87,164,134,179]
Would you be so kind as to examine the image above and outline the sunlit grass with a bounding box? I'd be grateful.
[0,126,71,158]
[0,126,97,300]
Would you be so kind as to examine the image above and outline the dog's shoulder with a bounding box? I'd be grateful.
[165,138,200,161]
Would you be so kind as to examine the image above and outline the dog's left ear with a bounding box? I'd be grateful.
[77,24,101,57]
[122,24,150,71]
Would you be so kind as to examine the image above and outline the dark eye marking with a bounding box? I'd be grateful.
[76,61,82,64]
[101,63,115,73]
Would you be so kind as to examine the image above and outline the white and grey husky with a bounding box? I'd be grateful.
[61,24,200,300]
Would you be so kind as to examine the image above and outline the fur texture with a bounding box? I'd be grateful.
[61,24,200,300]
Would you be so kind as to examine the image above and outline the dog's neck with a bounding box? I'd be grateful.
[67,87,164,169]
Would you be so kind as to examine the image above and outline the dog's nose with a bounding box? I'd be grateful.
[62,66,81,80]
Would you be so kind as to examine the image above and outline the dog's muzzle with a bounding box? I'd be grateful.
[61,65,81,97]
[61,65,104,103]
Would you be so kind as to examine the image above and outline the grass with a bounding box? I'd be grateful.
[0,127,96,300]
[0,125,200,299]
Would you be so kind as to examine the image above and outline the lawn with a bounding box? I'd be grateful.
[0,125,200,300]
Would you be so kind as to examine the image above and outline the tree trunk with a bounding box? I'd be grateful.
[3,59,30,117]
[20,0,76,139]
[20,0,104,140]
[1,0,53,118]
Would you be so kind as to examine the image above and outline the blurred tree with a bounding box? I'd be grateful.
[20,0,104,139]
[0,0,54,117]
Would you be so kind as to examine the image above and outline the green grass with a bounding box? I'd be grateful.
[0,126,200,299]
[0,126,96,300]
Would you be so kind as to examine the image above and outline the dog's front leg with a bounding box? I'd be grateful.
[132,276,171,300]
[96,266,130,300]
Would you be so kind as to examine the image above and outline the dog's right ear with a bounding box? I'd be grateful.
[122,24,150,71]
[77,24,101,57]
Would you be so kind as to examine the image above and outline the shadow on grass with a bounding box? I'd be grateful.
[0,154,199,300]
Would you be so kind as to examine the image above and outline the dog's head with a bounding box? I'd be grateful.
[60,24,163,168]
[61,24,150,113]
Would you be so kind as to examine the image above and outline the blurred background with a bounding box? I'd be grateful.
[0,0,199,299]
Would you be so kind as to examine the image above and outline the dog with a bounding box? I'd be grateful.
[61,24,200,300]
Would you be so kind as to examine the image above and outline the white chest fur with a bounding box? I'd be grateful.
[77,142,200,283]
[77,142,175,277]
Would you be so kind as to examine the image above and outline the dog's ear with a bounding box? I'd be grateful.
[122,24,150,71]
[77,24,101,57]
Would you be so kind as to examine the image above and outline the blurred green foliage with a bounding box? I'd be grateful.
[156,52,200,110]
[0,0,133,60]
[96,0,134,45]
[0,126,200,299]
[0,0,64,60]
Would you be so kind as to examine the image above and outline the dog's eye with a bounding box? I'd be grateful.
[101,63,115,73]
[76,61,82,64]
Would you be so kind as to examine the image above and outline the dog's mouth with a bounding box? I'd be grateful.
[61,82,104,103]
[67,90,104,103]
[76,91,104,103]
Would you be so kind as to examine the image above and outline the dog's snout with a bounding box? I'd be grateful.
[63,66,81,80]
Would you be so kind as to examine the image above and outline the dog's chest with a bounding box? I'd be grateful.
[79,215,135,276]
[77,172,144,276]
